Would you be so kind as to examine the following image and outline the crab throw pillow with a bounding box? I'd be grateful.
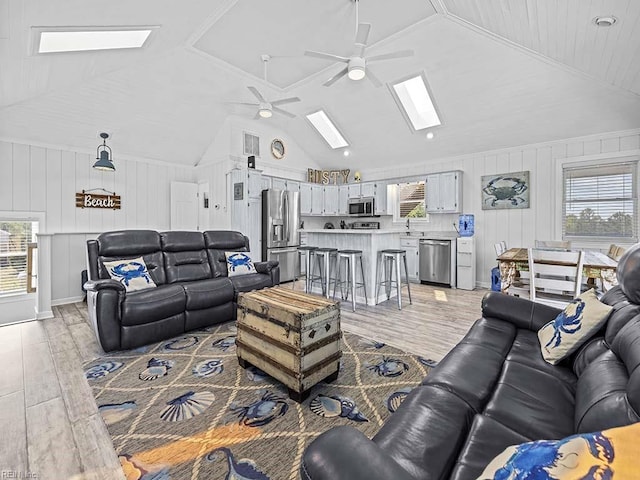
[537,288,612,365]
[225,252,257,277]
[103,256,157,292]
[476,421,640,479]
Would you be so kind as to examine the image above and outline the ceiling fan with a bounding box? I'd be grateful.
[229,55,301,119]
[304,2,413,87]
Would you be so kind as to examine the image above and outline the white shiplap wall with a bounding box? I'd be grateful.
[0,140,194,304]
[362,129,640,287]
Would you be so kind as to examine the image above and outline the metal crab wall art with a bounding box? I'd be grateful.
[481,171,530,210]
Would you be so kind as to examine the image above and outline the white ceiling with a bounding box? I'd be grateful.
[1,0,639,170]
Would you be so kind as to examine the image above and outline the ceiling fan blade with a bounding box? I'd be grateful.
[305,50,350,63]
[271,97,301,106]
[272,106,296,118]
[323,66,349,87]
[355,23,372,46]
[367,49,414,63]
[227,102,260,106]
[247,86,266,103]
[366,67,383,88]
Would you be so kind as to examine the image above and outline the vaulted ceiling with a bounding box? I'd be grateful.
[1,0,639,170]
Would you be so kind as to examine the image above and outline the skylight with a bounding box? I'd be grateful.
[305,110,349,149]
[391,73,441,132]
[36,28,153,54]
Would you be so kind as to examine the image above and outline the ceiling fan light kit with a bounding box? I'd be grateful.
[347,57,366,80]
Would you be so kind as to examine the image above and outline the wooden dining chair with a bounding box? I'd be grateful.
[494,242,505,256]
[607,244,626,261]
[528,248,584,309]
[534,240,572,250]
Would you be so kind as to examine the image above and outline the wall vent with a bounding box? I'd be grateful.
[243,132,260,156]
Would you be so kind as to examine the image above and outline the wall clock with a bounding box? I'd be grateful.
[271,139,285,159]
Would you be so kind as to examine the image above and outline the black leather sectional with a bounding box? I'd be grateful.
[84,230,279,352]
[301,245,640,480]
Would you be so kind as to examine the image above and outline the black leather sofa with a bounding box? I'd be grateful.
[84,230,279,352]
[301,244,640,480]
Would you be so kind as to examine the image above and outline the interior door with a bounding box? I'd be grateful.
[171,182,199,230]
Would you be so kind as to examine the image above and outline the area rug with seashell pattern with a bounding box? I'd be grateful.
[84,321,437,480]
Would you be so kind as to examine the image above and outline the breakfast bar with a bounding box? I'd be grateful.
[302,229,403,306]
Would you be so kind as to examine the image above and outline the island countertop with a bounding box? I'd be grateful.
[301,229,403,235]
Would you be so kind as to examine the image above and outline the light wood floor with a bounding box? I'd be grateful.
[0,283,487,479]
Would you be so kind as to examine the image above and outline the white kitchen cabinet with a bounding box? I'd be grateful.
[247,170,262,200]
[400,237,420,282]
[338,186,349,215]
[323,186,339,215]
[425,171,462,213]
[456,237,475,290]
[260,176,271,192]
[271,177,287,191]
[300,183,313,215]
[310,185,324,215]
[348,184,361,198]
[374,181,388,215]
[287,180,300,193]
[360,182,375,198]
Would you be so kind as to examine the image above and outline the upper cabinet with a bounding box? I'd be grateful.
[425,171,462,214]
[271,178,300,193]
[374,181,388,215]
[300,183,313,215]
[338,186,349,215]
[360,183,375,198]
[323,185,339,215]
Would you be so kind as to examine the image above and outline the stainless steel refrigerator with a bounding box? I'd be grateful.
[262,189,300,282]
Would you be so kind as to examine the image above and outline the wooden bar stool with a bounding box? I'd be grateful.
[297,246,318,292]
[311,248,338,298]
[333,249,368,311]
[375,249,412,310]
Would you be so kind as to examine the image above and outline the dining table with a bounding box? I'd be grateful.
[497,247,618,294]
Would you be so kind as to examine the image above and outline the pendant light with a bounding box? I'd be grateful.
[93,132,115,171]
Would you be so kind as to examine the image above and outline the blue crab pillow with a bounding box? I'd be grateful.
[476,422,640,479]
[103,256,157,292]
[537,289,612,365]
[225,252,257,277]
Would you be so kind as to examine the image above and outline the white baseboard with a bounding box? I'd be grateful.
[51,296,85,307]
[36,310,54,320]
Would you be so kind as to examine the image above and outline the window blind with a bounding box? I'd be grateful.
[563,162,637,240]
[0,221,35,295]
[398,181,426,218]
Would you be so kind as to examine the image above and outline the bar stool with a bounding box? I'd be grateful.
[375,249,412,310]
[333,250,368,312]
[311,248,338,298]
[297,246,318,292]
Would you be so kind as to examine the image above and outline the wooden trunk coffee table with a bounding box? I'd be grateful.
[236,287,341,403]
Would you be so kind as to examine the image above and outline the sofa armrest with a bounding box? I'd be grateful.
[84,278,126,292]
[255,261,280,286]
[300,426,414,480]
[254,260,278,274]
[481,291,562,331]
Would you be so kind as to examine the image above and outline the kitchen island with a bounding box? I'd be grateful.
[301,229,404,306]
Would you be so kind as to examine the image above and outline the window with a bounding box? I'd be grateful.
[397,181,426,219]
[0,221,38,296]
[305,110,349,149]
[390,73,441,132]
[563,162,637,240]
[35,27,154,54]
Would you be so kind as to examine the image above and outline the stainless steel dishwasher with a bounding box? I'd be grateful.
[419,239,451,286]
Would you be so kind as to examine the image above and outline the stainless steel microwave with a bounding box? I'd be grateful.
[348,196,375,216]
